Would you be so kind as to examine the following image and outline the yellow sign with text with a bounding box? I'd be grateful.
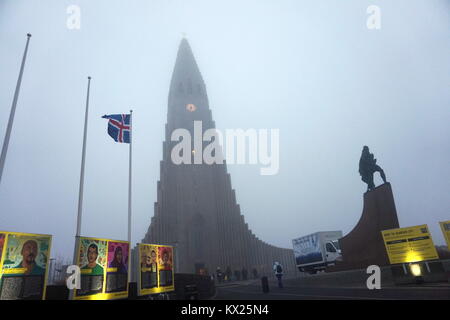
[439,221,450,250]
[381,224,439,264]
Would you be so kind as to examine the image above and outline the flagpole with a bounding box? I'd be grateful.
[0,33,32,186]
[70,76,91,299]
[128,109,133,285]
[76,76,91,239]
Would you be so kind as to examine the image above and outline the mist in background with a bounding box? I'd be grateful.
[0,0,449,261]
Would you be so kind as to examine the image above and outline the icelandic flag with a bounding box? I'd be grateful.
[102,114,131,143]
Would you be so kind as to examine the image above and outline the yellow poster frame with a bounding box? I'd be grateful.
[73,236,130,300]
[0,230,53,300]
[137,243,175,296]
[439,221,450,250]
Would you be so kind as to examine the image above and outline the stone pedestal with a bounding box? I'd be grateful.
[332,183,400,271]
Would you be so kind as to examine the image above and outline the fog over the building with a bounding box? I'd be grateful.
[0,0,449,261]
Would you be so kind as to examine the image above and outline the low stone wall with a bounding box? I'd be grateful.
[46,285,69,300]
[173,273,216,300]
[45,273,216,300]
[293,260,450,288]
[290,266,394,288]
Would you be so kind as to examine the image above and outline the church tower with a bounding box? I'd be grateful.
[142,39,295,275]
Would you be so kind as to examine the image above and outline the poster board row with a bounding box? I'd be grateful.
[0,232,174,300]
[73,238,175,299]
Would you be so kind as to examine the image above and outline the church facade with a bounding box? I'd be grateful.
[142,39,296,276]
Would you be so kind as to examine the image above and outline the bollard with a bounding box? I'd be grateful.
[261,276,269,293]
[184,284,199,300]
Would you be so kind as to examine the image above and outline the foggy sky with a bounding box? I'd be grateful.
[1,0,449,261]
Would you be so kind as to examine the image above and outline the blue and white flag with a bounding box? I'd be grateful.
[102,114,131,143]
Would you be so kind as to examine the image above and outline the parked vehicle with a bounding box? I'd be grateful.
[292,231,342,274]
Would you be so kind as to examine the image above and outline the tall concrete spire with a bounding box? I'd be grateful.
[168,39,211,130]
[169,38,205,94]
[143,39,296,276]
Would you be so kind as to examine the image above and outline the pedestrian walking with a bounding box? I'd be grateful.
[273,261,283,288]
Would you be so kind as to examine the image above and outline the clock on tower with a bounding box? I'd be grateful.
[186,103,197,112]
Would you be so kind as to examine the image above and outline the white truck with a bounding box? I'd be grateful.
[292,231,343,274]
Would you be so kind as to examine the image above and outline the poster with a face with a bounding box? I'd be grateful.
[79,238,107,276]
[0,231,52,300]
[74,237,129,300]
[158,246,174,289]
[107,242,129,274]
[137,244,174,295]
[158,246,173,271]
[138,244,159,295]
[105,241,129,294]
[140,244,158,272]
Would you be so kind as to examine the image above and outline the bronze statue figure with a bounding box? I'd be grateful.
[359,146,387,191]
